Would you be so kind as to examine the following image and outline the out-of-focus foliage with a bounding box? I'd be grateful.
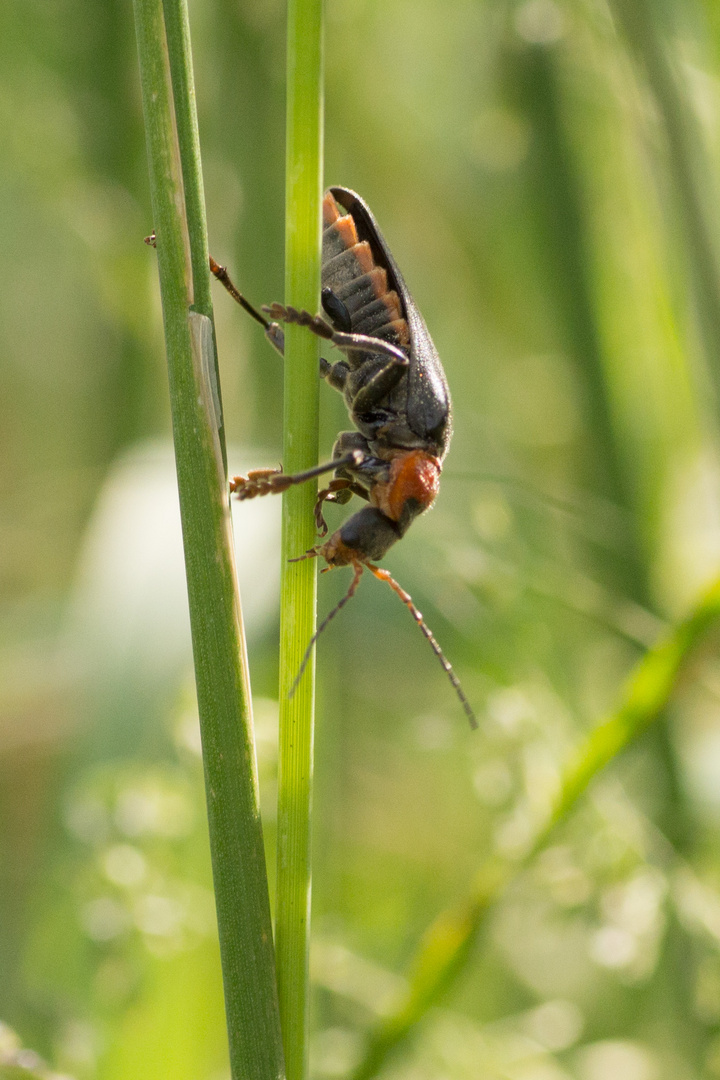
[4,0,720,1078]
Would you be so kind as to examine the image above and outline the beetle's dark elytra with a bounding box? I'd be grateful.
[322,187,452,459]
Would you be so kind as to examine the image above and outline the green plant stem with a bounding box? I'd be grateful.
[275,1,324,1078]
[160,0,211,316]
[161,0,228,467]
[133,2,284,1078]
[351,578,720,1080]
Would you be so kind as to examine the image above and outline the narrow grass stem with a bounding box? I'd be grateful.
[275,1,324,1078]
[133,2,284,1077]
[351,578,720,1080]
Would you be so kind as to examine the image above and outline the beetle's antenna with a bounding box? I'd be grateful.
[289,560,364,697]
[367,563,478,729]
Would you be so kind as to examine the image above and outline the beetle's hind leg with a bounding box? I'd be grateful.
[263,302,409,368]
[208,258,349,389]
[209,256,285,356]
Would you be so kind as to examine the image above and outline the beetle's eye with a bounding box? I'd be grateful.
[321,287,352,333]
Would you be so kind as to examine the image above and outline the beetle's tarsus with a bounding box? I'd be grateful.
[230,451,364,502]
[262,303,335,340]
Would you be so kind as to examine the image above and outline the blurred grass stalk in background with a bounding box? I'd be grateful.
[275,0,324,1077]
[352,575,720,1080]
[132,0,285,1077]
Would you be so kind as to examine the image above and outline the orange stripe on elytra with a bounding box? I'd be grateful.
[386,318,409,345]
[382,289,403,325]
[365,266,388,296]
[350,241,375,275]
[323,192,341,225]
[325,199,410,346]
[364,272,408,345]
[334,215,359,251]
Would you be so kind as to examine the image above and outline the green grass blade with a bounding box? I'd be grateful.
[274,1,324,1078]
[132,2,284,1077]
[161,0,212,317]
[351,578,720,1080]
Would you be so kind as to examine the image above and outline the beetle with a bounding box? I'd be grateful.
[210,187,476,727]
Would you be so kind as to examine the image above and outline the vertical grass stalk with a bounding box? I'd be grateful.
[133,2,285,1077]
[275,0,324,1077]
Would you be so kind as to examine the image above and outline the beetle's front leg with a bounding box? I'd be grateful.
[230,450,363,501]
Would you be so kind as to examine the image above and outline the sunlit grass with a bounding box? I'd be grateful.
[274,1,324,1078]
[132,1,283,1076]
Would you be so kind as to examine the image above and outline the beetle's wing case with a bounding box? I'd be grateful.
[322,193,408,350]
[326,187,452,458]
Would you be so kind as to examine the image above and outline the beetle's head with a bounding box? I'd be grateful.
[319,506,401,566]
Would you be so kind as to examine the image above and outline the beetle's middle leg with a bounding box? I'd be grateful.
[314,480,354,535]
[350,352,409,415]
[312,431,372,533]
[320,355,350,391]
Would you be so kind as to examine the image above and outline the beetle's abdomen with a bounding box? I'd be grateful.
[322,192,409,348]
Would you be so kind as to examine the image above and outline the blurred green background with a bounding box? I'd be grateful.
[4,0,720,1077]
